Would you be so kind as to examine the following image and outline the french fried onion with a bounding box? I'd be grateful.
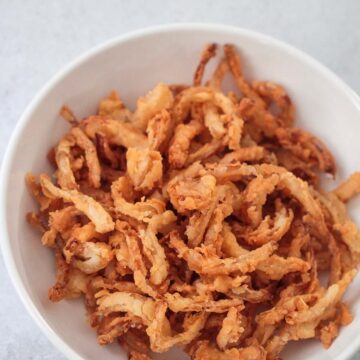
[26,43,360,360]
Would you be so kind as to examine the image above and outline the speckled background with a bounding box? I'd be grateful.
[1,1,359,359]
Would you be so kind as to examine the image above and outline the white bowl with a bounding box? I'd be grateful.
[2,23,360,360]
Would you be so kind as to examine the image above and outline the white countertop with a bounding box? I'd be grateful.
[1,0,360,359]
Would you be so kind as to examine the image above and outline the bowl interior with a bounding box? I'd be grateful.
[3,25,360,360]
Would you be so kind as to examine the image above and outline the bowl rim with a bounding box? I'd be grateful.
[1,23,360,360]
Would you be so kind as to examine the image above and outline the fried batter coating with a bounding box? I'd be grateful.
[26,173,53,211]
[98,90,132,121]
[115,221,157,297]
[146,109,172,152]
[139,211,176,285]
[257,255,311,281]
[186,195,218,248]
[54,134,77,190]
[275,127,336,175]
[186,139,223,166]
[216,307,245,350]
[60,105,78,125]
[193,43,217,86]
[97,292,156,325]
[133,82,174,131]
[244,174,280,227]
[334,172,360,202]
[169,231,277,275]
[73,241,113,274]
[127,147,163,192]
[223,44,265,106]
[146,301,207,352]
[84,116,148,149]
[220,146,265,164]
[169,119,204,168]
[111,176,165,222]
[40,174,114,233]
[208,58,229,90]
[71,127,101,188]
[221,223,249,257]
[203,102,226,139]
[252,81,294,127]
[242,204,294,246]
[167,173,217,213]
[189,340,266,360]
[128,351,152,360]
[165,292,244,313]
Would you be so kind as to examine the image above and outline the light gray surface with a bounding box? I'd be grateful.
[0,1,359,359]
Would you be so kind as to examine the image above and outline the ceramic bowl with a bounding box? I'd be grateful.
[2,24,360,360]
